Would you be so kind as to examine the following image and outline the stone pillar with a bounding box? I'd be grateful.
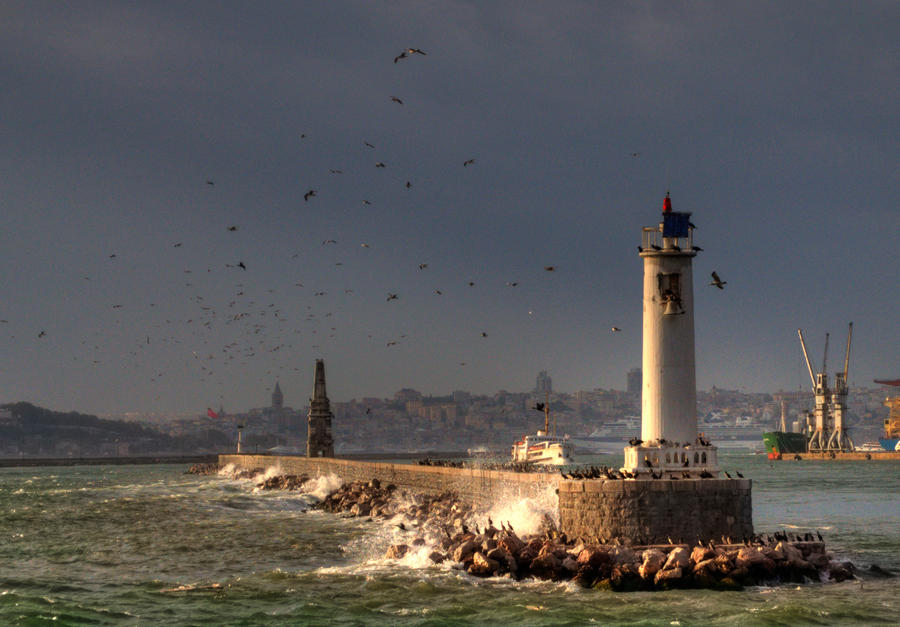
[306,359,334,457]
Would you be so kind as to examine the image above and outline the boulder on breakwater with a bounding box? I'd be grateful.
[270,475,859,590]
[186,463,221,475]
[257,474,310,490]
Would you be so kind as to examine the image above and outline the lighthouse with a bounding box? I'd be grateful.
[622,194,719,477]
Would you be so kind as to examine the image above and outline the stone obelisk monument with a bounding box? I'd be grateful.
[306,359,334,458]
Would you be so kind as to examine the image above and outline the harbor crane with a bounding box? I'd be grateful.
[797,323,854,453]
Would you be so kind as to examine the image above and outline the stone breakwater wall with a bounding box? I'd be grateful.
[559,478,753,544]
[218,454,557,507]
[219,455,754,544]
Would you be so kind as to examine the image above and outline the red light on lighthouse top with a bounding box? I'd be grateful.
[663,192,672,213]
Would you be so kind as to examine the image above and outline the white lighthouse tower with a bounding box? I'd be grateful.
[623,194,719,478]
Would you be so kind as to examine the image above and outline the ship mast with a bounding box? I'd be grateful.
[544,391,550,435]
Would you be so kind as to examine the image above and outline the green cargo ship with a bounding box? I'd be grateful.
[762,431,807,457]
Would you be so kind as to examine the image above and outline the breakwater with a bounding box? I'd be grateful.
[210,467,860,590]
[219,454,753,544]
[0,454,218,468]
[218,454,557,507]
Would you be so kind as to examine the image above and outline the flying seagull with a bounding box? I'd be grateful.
[227,225,238,231]
[386,293,398,301]
[237,261,246,270]
[463,158,476,167]
[304,190,316,202]
[709,271,726,289]
[364,141,375,149]
[544,266,556,272]
[611,327,621,332]
[418,263,428,270]
[391,96,403,105]
[375,162,386,168]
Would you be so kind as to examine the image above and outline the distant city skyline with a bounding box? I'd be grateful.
[2,3,897,414]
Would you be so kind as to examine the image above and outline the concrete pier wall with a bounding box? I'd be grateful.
[219,455,753,543]
[218,454,557,507]
[559,477,753,544]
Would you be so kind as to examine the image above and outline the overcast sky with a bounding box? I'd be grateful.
[1,2,898,415]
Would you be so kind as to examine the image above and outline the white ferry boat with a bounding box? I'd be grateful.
[511,399,575,465]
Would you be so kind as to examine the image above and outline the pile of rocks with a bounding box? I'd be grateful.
[393,532,857,590]
[257,474,310,490]
[266,475,867,590]
[186,463,221,475]
[320,478,472,527]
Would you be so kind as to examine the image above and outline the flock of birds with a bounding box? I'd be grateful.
[15,45,730,411]
[558,464,742,481]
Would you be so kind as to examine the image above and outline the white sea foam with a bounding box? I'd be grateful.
[249,466,281,482]
[482,484,559,537]
[301,473,344,501]
[218,463,235,477]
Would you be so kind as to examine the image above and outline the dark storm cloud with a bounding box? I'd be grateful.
[0,1,897,413]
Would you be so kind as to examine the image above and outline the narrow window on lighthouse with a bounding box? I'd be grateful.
[656,272,683,313]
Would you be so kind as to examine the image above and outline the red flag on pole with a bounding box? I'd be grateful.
[207,407,219,419]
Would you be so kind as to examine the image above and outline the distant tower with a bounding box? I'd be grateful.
[306,359,334,457]
[535,370,553,394]
[623,193,718,476]
[271,381,283,410]
[626,368,642,395]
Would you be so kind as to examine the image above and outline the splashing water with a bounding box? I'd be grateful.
[483,485,559,537]
[258,466,282,481]
[301,473,344,501]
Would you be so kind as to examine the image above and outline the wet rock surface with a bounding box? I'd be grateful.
[186,463,221,475]
[271,475,863,591]
[257,474,310,490]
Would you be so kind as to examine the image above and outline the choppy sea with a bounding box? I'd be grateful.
[1,453,897,625]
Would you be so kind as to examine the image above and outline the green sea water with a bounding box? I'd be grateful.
[0,454,897,625]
